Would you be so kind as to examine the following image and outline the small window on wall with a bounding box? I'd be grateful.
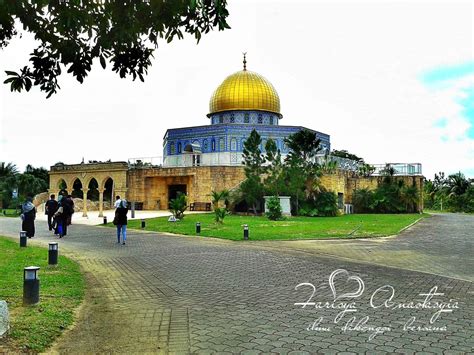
[177,142,182,153]
[230,138,237,151]
[203,139,209,151]
[219,115,224,124]
[219,138,225,151]
[244,113,250,123]
[170,142,175,154]
[211,139,216,151]
[270,116,274,125]
[230,114,235,123]
[258,114,263,124]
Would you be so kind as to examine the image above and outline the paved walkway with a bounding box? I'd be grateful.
[0,214,472,354]
[34,210,207,226]
[256,213,474,282]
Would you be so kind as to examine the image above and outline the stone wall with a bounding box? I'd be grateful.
[49,163,424,213]
[128,166,245,210]
[317,171,424,212]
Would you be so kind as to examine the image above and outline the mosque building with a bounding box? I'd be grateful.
[48,57,423,216]
[163,55,330,168]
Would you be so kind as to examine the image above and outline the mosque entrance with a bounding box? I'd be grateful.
[168,184,187,201]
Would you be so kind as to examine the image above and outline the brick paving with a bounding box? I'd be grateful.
[0,214,473,354]
[256,213,474,282]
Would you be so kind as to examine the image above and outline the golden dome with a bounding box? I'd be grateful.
[208,70,281,116]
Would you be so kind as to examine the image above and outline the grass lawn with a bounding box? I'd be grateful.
[0,236,85,353]
[0,209,21,218]
[123,213,427,241]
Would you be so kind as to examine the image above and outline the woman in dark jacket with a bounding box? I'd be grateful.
[114,197,129,245]
[21,196,36,237]
[53,195,67,238]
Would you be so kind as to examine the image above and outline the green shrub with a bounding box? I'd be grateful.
[313,191,339,216]
[298,205,318,217]
[353,188,374,213]
[169,192,188,220]
[214,207,228,223]
[265,196,283,220]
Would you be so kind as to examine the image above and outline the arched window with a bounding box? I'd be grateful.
[177,142,182,154]
[219,115,223,124]
[230,138,237,151]
[170,142,175,154]
[203,139,209,151]
[230,113,235,123]
[270,116,274,125]
[219,138,225,151]
[244,113,250,123]
[211,139,216,151]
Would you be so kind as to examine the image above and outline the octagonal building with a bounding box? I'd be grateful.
[163,58,330,167]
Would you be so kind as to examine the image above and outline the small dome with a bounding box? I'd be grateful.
[208,70,281,116]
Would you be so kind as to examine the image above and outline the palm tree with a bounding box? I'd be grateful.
[447,172,469,196]
[401,185,419,213]
[0,162,19,207]
[353,188,373,213]
[210,189,230,209]
[0,162,18,178]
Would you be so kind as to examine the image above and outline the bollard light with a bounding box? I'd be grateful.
[141,219,146,229]
[19,231,27,247]
[23,266,40,305]
[48,242,58,265]
[103,216,107,224]
[196,222,201,234]
[243,224,249,240]
[131,201,135,219]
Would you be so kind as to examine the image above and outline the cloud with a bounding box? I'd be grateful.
[418,64,474,178]
[421,61,474,85]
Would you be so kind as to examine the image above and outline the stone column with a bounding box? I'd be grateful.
[81,188,89,217]
[98,189,104,217]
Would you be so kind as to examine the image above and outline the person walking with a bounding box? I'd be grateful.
[21,195,36,238]
[45,194,59,231]
[64,195,75,226]
[114,196,128,245]
[53,195,68,238]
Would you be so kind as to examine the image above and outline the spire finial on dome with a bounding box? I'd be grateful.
[242,52,247,71]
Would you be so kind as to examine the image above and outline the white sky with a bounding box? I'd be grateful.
[0,0,473,179]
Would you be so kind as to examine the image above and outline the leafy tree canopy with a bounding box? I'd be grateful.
[331,149,364,163]
[1,0,230,97]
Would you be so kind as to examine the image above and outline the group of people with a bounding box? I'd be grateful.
[21,193,128,244]
[45,194,75,238]
[20,193,74,238]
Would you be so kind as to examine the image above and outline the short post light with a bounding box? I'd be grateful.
[196,222,201,234]
[131,201,135,219]
[243,224,249,240]
[23,266,40,305]
[48,242,58,265]
[19,231,27,247]
[103,216,107,224]
[141,219,146,229]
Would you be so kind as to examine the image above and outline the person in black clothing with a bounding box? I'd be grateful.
[45,194,59,231]
[114,196,129,245]
[64,195,75,226]
[21,195,36,237]
[54,195,68,238]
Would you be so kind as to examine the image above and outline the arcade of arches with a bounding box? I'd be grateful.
[49,162,128,217]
